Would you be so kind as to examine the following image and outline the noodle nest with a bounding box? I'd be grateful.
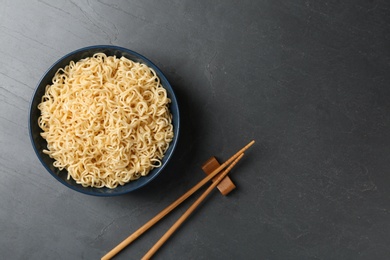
[38,53,174,189]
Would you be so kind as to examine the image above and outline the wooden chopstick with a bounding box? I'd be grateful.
[141,153,245,260]
[101,140,254,260]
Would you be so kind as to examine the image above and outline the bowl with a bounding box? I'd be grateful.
[29,45,180,196]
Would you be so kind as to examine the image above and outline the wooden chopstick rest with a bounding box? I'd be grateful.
[202,156,236,195]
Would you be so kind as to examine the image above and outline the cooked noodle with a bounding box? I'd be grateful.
[38,53,174,188]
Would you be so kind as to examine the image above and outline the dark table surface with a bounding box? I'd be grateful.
[1,1,389,259]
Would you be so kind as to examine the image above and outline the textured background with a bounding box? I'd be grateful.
[1,0,389,259]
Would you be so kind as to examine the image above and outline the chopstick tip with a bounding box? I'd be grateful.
[246,140,255,148]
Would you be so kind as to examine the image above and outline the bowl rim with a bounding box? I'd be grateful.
[28,45,180,196]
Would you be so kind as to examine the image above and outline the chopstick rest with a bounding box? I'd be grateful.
[202,156,236,195]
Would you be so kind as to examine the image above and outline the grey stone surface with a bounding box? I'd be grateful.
[1,0,390,259]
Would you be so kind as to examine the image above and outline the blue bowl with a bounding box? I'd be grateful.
[29,45,180,196]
